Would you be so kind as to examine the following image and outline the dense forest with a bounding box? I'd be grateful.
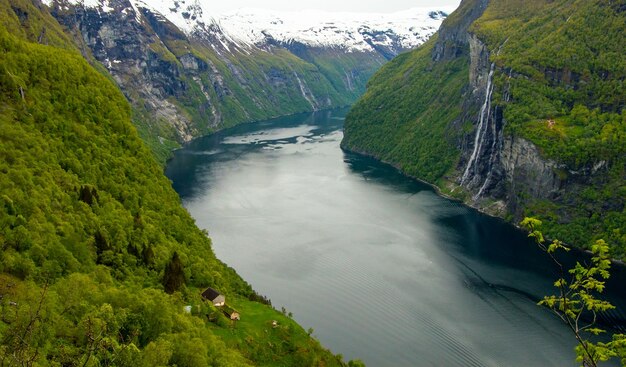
[0,1,347,365]
[343,0,625,258]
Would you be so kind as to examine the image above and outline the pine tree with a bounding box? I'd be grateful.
[162,252,185,294]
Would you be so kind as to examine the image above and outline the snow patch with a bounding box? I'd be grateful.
[43,0,453,53]
[209,7,452,52]
[119,1,453,52]
[43,0,115,13]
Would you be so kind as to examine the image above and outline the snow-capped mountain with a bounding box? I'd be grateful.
[48,0,449,54]
[128,0,449,50]
[211,8,447,55]
[44,0,450,147]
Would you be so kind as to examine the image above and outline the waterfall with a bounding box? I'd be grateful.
[476,106,499,198]
[344,71,354,91]
[293,71,317,110]
[475,69,512,198]
[460,62,495,186]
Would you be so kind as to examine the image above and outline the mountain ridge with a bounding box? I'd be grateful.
[43,0,450,162]
[59,0,450,52]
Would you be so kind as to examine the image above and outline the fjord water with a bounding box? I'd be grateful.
[166,109,626,366]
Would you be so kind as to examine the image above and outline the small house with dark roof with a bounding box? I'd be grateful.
[201,287,225,307]
[223,305,240,321]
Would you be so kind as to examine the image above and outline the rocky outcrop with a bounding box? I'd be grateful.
[500,136,562,214]
[49,0,210,142]
[456,33,508,208]
[432,0,489,62]
[42,0,364,144]
[451,1,619,229]
[454,24,563,216]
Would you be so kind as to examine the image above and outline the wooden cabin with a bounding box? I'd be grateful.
[226,310,240,321]
[201,287,225,307]
[223,305,240,321]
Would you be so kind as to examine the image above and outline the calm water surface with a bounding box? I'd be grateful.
[166,109,626,366]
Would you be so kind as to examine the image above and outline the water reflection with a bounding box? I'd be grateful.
[166,108,625,366]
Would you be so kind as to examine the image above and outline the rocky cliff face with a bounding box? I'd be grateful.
[44,0,447,156]
[455,11,610,222]
[456,32,506,208]
[432,0,488,62]
[342,0,625,254]
[51,0,200,141]
[500,136,561,211]
[48,0,332,145]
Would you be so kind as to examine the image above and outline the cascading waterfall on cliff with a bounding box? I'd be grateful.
[475,68,512,198]
[475,105,499,198]
[460,62,495,187]
[293,71,318,110]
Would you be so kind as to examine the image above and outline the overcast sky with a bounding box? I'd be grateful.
[210,0,462,13]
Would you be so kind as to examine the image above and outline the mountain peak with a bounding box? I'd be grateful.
[46,0,450,53]
[210,7,450,52]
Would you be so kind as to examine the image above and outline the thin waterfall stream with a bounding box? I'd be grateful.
[461,62,495,187]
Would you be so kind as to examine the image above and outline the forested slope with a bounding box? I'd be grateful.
[0,2,345,365]
[343,0,626,257]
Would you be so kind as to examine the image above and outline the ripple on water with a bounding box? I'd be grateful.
[167,110,618,367]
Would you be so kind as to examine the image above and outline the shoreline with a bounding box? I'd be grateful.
[164,106,354,165]
[340,144,626,268]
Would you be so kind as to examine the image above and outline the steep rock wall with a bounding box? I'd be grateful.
[500,136,562,213]
[457,29,614,224]
[343,0,625,255]
[50,0,221,142]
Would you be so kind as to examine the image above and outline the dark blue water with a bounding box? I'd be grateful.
[166,108,626,366]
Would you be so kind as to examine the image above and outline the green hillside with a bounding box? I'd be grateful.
[341,35,468,184]
[44,0,390,164]
[343,0,626,257]
[132,30,381,165]
[0,5,345,365]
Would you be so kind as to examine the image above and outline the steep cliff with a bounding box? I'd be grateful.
[43,0,447,161]
[343,0,626,257]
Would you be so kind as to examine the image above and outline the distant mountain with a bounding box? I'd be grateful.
[342,0,626,257]
[43,0,450,160]
[214,8,446,55]
[131,2,448,56]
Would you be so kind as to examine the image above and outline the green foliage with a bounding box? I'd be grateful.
[474,0,626,255]
[0,0,77,50]
[474,0,625,114]
[193,46,358,129]
[0,18,345,366]
[522,218,626,366]
[342,35,467,183]
[163,252,186,294]
[347,360,367,367]
[131,105,181,165]
[344,0,625,257]
[0,274,252,367]
[123,33,378,163]
[210,297,346,367]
